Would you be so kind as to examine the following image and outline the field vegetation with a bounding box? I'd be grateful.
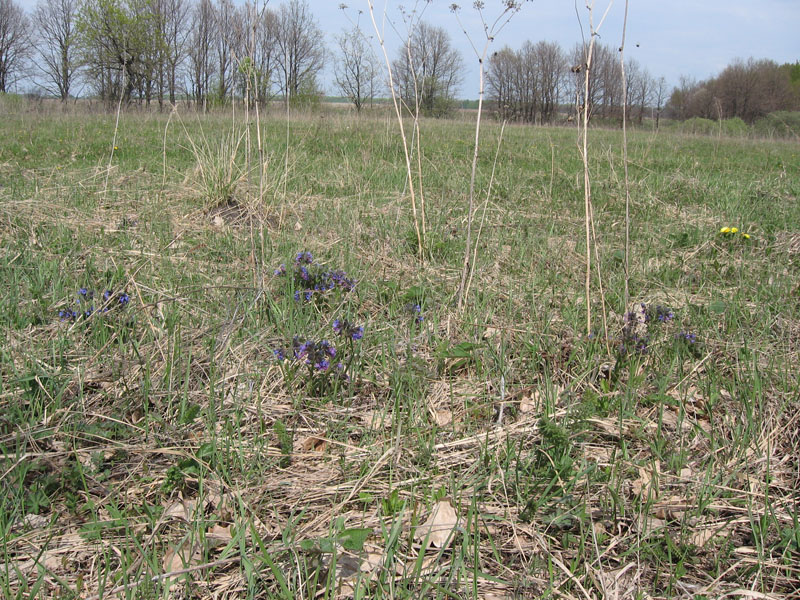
[1,98,799,598]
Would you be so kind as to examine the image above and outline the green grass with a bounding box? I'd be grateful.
[1,100,799,599]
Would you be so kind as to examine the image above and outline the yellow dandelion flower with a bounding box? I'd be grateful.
[720,227,731,234]
[730,227,739,233]
[742,233,750,239]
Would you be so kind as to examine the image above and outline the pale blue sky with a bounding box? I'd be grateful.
[18,0,800,97]
[326,0,800,96]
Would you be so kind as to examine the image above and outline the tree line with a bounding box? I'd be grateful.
[0,0,461,113]
[0,0,334,108]
[668,58,800,123]
[486,40,669,125]
[2,0,797,125]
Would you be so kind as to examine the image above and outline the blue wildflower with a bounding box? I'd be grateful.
[406,303,424,323]
[332,318,363,341]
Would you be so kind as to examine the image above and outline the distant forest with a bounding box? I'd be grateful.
[0,0,797,127]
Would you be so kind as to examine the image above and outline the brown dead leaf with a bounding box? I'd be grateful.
[300,435,327,453]
[206,524,233,548]
[163,538,201,573]
[415,499,459,549]
[690,528,716,548]
[433,409,452,426]
[631,464,658,499]
[294,221,302,231]
[653,496,687,521]
[519,391,539,414]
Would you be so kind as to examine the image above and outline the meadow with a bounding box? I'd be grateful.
[1,99,799,599]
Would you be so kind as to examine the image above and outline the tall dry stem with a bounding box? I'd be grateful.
[366,1,424,259]
[577,0,613,337]
[452,2,524,311]
[620,0,631,310]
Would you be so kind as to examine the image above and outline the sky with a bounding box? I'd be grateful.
[16,0,800,98]
[320,0,800,97]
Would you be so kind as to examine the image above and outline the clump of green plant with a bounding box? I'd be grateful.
[184,125,246,208]
[271,251,363,396]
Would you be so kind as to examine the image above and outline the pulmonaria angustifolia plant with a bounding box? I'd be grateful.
[406,303,424,324]
[274,251,356,304]
[273,319,364,397]
[59,287,130,321]
[618,302,679,357]
[674,330,701,358]
[271,251,364,397]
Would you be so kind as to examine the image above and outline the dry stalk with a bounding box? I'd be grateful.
[577,0,613,337]
[620,0,631,310]
[366,0,424,260]
[452,2,524,311]
[102,66,125,200]
[464,120,507,302]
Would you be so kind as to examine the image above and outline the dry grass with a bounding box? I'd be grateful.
[1,107,799,599]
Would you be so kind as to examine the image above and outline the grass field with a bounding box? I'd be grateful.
[1,101,799,599]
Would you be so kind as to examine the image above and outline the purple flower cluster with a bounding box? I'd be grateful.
[406,303,424,323]
[274,251,356,303]
[617,333,650,356]
[59,288,130,321]
[646,305,675,323]
[333,318,363,340]
[676,331,697,344]
[274,336,339,372]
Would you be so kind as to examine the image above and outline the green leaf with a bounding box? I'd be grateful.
[709,300,727,314]
[337,527,371,552]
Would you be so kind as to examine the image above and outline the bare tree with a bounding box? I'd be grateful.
[535,40,566,122]
[393,21,463,117]
[187,0,216,108]
[653,76,667,128]
[486,46,516,120]
[213,0,237,102]
[0,0,30,93]
[153,0,189,106]
[487,40,565,124]
[235,3,277,106]
[274,0,325,106]
[34,0,79,100]
[334,26,381,113]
